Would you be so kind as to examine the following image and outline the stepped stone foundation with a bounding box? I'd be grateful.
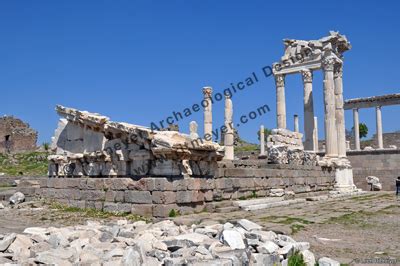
[19,161,335,217]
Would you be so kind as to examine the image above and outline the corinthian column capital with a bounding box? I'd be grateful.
[274,74,285,87]
[301,69,313,83]
[202,86,213,98]
[322,56,337,71]
[334,64,343,79]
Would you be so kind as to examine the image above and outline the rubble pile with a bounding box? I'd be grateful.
[0,218,340,265]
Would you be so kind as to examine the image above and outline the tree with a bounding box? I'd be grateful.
[351,123,368,139]
[359,123,368,138]
[42,142,50,151]
[257,128,272,142]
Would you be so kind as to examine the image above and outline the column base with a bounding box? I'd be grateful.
[331,167,360,194]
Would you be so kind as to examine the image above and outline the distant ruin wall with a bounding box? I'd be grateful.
[347,149,400,191]
[18,162,335,217]
[0,116,37,153]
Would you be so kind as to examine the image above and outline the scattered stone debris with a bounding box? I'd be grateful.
[0,218,341,265]
[366,176,382,191]
[9,192,25,205]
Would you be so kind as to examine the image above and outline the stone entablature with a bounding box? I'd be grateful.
[272,31,350,75]
[48,105,223,178]
[345,94,400,150]
[344,93,400,109]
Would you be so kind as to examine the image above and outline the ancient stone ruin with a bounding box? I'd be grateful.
[17,32,365,218]
[48,105,223,178]
[0,116,37,153]
[271,31,358,193]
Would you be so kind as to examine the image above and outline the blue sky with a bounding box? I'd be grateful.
[1,0,400,144]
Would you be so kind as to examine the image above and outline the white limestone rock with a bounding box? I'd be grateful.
[221,229,245,250]
[9,191,25,205]
[366,176,382,191]
[300,250,316,266]
[256,241,279,254]
[318,257,340,266]
[0,233,16,252]
[237,219,262,232]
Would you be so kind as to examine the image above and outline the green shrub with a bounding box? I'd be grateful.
[288,251,306,266]
[169,209,178,217]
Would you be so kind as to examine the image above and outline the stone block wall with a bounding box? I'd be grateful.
[18,161,335,218]
[347,149,400,191]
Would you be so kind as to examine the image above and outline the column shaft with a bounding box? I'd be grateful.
[376,106,383,149]
[334,65,347,158]
[294,115,299,133]
[275,75,286,129]
[313,116,319,152]
[322,58,338,158]
[301,70,315,151]
[202,87,213,142]
[224,95,234,160]
[353,109,360,150]
[260,125,265,156]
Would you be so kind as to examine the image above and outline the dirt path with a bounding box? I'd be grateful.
[174,192,400,263]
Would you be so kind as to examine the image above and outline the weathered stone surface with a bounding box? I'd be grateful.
[0,217,338,265]
[268,145,288,164]
[124,191,152,204]
[237,219,262,232]
[318,257,340,266]
[152,191,176,204]
[287,149,304,165]
[301,250,316,266]
[0,233,16,252]
[256,241,279,254]
[9,192,25,205]
[221,229,245,250]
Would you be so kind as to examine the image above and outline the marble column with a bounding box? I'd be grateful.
[301,69,315,151]
[224,95,234,160]
[353,108,360,150]
[294,115,299,132]
[334,64,347,158]
[313,116,319,152]
[275,74,286,129]
[376,106,383,149]
[322,56,338,158]
[202,87,213,142]
[259,125,265,156]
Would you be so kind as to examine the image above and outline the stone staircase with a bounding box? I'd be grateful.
[231,190,367,211]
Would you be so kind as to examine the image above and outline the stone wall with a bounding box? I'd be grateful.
[347,149,400,191]
[19,161,335,217]
[0,116,37,153]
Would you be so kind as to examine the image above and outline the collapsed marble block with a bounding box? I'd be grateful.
[303,151,318,166]
[49,105,224,177]
[267,128,304,151]
[287,149,304,165]
[366,176,382,191]
[268,145,288,164]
